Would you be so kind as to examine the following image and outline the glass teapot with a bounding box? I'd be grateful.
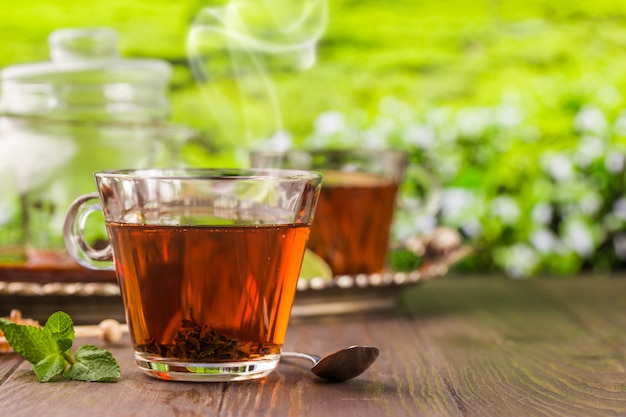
[0,28,192,268]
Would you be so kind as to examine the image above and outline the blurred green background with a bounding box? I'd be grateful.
[3,0,626,277]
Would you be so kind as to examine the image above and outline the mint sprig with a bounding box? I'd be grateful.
[0,311,120,382]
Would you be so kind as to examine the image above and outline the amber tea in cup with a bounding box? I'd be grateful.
[64,168,321,382]
[250,149,408,276]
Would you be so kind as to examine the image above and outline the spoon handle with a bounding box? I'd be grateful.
[281,351,321,365]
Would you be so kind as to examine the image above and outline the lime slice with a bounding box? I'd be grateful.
[299,249,333,281]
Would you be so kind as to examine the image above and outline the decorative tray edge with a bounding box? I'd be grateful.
[0,246,471,297]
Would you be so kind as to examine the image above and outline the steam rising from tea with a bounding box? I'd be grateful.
[187,0,328,147]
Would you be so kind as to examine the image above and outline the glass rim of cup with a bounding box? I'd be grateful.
[93,167,323,181]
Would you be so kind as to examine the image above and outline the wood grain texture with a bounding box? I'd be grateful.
[1,276,626,416]
[396,277,626,417]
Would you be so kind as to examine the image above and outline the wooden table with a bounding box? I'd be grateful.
[2,275,626,416]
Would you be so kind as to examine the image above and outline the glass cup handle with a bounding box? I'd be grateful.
[63,192,114,270]
[405,165,442,217]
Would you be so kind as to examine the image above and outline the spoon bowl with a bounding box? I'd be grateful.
[281,345,379,382]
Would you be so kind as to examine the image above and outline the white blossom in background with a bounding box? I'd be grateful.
[370,115,396,136]
[426,107,458,144]
[574,135,605,168]
[602,211,624,234]
[378,96,416,124]
[359,129,387,148]
[541,152,575,182]
[562,218,596,258]
[425,107,453,127]
[441,188,480,222]
[392,208,437,241]
[361,117,394,148]
[440,188,484,238]
[605,151,625,173]
[314,110,346,136]
[613,110,626,136]
[460,218,482,238]
[456,107,492,138]
[574,105,609,134]
[530,228,558,254]
[433,152,463,180]
[597,85,622,108]
[613,233,626,260]
[579,192,602,217]
[264,129,293,151]
[437,125,459,144]
[531,201,553,225]
[495,104,522,128]
[404,123,436,149]
[612,197,626,220]
[304,110,364,148]
[489,195,521,225]
[412,214,438,234]
[494,243,539,278]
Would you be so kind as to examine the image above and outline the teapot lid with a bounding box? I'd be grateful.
[0,28,172,122]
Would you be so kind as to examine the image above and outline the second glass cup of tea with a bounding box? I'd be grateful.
[250,149,409,276]
[64,168,321,382]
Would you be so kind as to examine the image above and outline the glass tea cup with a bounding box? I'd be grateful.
[251,149,436,276]
[63,168,321,382]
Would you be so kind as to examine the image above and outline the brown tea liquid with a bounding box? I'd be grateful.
[107,222,309,362]
[308,171,399,275]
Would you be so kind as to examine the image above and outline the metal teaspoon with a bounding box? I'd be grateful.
[281,345,380,382]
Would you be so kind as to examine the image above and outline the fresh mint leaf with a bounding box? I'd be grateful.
[64,345,121,382]
[0,318,56,364]
[1,312,121,383]
[43,311,75,353]
[34,353,68,382]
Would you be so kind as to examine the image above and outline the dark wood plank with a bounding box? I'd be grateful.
[0,351,22,385]
[396,276,626,417]
[267,314,462,417]
[532,277,626,354]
